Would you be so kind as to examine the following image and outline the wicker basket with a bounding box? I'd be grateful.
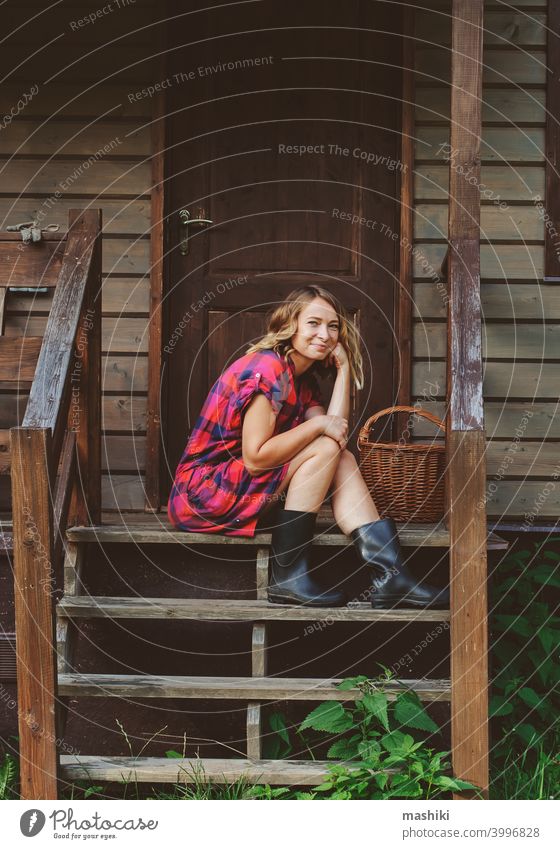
[357,405,446,523]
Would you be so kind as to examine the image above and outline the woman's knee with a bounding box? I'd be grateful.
[311,435,344,461]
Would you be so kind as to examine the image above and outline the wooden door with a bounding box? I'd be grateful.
[163,0,403,490]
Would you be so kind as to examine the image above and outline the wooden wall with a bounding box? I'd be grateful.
[0,0,158,512]
[0,0,556,522]
[412,0,558,522]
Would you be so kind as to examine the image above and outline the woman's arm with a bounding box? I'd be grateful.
[242,395,347,475]
[315,342,351,421]
[325,363,351,421]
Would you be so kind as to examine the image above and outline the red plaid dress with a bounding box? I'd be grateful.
[167,349,324,536]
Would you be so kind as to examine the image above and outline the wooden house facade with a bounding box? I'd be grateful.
[0,0,557,799]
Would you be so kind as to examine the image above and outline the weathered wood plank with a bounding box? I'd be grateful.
[64,520,507,549]
[413,281,560,319]
[0,429,10,474]
[59,756,335,786]
[252,624,268,677]
[416,49,546,84]
[69,209,102,526]
[447,0,488,796]
[544,0,560,281]
[57,596,452,622]
[0,84,153,119]
[413,243,544,279]
[0,160,151,196]
[145,78,166,512]
[414,203,543,241]
[0,47,157,82]
[486,480,560,518]
[0,200,151,237]
[415,87,546,124]
[396,5,416,429]
[102,435,146,471]
[448,430,489,797]
[0,122,150,157]
[0,336,42,383]
[57,673,452,701]
[416,401,560,439]
[414,322,560,359]
[415,11,546,46]
[417,126,544,161]
[246,703,262,761]
[415,164,544,200]
[101,397,147,432]
[53,430,77,566]
[5,316,150,355]
[0,394,148,433]
[486,441,560,478]
[11,427,58,799]
[414,360,560,399]
[56,542,86,742]
[256,548,269,600]
[23,209,101,439]
[101,474,146,510]
[0,241,64,287]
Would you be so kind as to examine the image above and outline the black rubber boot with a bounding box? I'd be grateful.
[351,518,449,609]
[267,508,346,606]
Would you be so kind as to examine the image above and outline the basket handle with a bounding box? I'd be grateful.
[358,405,446,444]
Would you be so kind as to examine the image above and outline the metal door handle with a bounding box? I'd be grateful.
[179,209,213,255]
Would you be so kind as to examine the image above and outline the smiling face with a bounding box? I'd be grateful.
[290,296,340,368]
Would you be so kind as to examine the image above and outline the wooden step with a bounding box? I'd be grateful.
[58,673,451,701]
[59,756,337,786]
[57,596,451,622]
[66,521,508,549]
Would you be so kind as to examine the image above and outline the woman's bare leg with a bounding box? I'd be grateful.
[259,436,343,515]
[329,449,380,534]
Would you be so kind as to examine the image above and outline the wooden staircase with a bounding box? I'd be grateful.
[54,516,507,788]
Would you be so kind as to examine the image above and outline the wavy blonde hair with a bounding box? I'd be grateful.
[245,285,364,390]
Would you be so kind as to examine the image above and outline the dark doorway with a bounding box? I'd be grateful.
[163,0,403,496]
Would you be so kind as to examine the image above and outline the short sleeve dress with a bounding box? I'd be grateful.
[167,349,324,537]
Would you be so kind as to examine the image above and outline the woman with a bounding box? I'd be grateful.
[168,285,449,610]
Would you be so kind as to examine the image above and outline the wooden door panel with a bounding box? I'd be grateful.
[164,0,402,487]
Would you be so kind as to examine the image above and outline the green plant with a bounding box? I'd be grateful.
[490,538,560,787]
[266,672,478,800]
[0,751,19,800]
[491,738,560,800]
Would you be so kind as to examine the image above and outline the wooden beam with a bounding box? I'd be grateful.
[11,427,58,799]
[0,241,64,288]
[396,4,415,440]
[71,208,102,526]
[23,210,101,441]
[544,0,560,282]
[145,24,167,512]
[446,0,488,797]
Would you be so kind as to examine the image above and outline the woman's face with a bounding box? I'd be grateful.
[291,297,340,364]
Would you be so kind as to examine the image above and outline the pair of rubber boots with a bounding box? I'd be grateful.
[267,508,449,609]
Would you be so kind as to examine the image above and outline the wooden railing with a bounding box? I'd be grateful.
[10,209,102,799]
[445,0,488,797]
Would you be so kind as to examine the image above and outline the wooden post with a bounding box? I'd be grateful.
[145,30,167,512]
[11,428,58,799]
[544,0,560,282]
[396,4,415,441]
[68,209,102,527]
[446,0,488,796]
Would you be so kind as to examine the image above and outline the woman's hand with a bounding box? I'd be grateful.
[324,341,350,372]
[321,414,348,449]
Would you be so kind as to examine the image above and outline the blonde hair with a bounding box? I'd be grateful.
[245,285,364,390]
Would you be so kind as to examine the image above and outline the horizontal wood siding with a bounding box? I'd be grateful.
[413,0,552,521]
[0,0,157,509]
